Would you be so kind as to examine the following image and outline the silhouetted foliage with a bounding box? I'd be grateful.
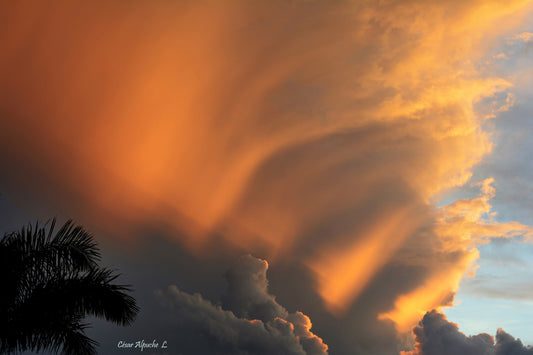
[0,219,139,354]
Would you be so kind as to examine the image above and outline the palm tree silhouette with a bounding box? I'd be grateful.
[0,219,139,354]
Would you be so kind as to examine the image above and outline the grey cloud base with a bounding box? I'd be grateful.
[408,310,533,355]
[155,255,328,355]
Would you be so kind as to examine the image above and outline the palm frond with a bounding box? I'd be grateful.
[1,313,98,355]
[50,219,101,271]
[0,219,139,354]
[14,269,139,328]
[57,322,98,355]
[1,219,100,271]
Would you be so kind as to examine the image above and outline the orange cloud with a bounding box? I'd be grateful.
[380,178,533,332]
[1,1,533,347]
[307,204,424,315]
[379,249,479,333]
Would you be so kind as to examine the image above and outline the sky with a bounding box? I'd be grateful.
[1,1,533,354]
[442,31,533,347]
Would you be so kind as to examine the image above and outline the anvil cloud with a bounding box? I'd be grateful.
[1,1,533,353]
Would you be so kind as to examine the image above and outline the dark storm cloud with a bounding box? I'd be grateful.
[222,254,288,322]
[405,310,533,355]
[155,255,328,355]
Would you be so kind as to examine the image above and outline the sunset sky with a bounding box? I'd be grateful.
[1,1,533,354]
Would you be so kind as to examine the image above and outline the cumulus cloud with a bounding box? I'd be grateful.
[221,254,287,322]
[402,310,533,355]
[155,255,327,355]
